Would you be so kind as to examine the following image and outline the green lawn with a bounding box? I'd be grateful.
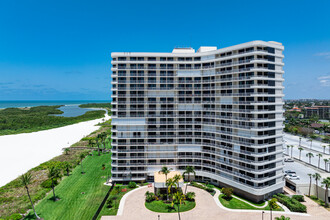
[219,194,283,211]
[145,200,196,213]
[25,152,111,220]
[97,185,135,218]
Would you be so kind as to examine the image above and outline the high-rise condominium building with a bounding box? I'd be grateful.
[110,41,285,202]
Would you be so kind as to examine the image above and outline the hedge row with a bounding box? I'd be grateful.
[273,194,306,213]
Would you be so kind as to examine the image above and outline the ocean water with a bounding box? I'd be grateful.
[0,100,111,109]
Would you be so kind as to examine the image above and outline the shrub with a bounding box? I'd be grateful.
[292,195,305,202]
[273,194,306,213]
[41,179,57,189]
[190,182,215,195]
[222,188,233,199]
[128,181,137,188]
[145,191,156,202]
[310,195,318,200]
[8,213,22,220]
[186,192,196,201]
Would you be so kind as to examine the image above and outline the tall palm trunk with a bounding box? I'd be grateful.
[51,178,56,200]
[316,180,319,199]
[325,187,329,207]
[299,151,301,160]
[165,175,168,201]
[185,174,190,194]
[25,186,40,219]
[309,177,311,196]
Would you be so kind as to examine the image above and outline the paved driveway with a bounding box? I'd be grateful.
[101,186,330,220]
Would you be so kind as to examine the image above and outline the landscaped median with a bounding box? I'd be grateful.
[145,200,196,213]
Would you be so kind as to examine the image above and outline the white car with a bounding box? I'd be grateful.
[287,174,300,180]
[284,158,294,162]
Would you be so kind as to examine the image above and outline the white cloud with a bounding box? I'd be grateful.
[317,75,330,87]
[315,52,330,59]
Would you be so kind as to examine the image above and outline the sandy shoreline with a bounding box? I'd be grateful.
[0,113,110,187]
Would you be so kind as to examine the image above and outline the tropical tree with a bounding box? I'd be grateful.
[48,165,62,201]
[322,144,327,154]
[63,162,72,176]
[172,191,186,220]
[317,153,323,169]
[286,145,290,155]
[173,174,182,188]
[167,178,176,194]
[97,141,101,156]
[321,177,330,208]
[63,148,70,155]
[308,173,312,196]
[290,145,294,158]
[21,173,40,219]
[159,166,172,200]
[313,173,321,199]
[80,153,86,174]
[306,152,314,164]
[269,198,279,220]
[298,147,304,160]
[307,139,313,149]
[183,166,195,194]
[324,159,329,172]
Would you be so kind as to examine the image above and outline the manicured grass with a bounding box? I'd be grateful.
[145,200,196,213]
[219,194,283,211]
[25,152,111,220]
[97,185,136,218]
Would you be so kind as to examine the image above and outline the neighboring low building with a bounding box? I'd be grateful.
[305,106,330,119]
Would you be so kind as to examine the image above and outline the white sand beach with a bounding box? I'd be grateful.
[0,113,110,187]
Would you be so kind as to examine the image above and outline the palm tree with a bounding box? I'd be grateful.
[317,153,323,169]
[307,139,313,149]
[63,162,72,176]
[313,173,321,199]
[298,147,304,160]
[269,198,279,220]
[159,166,172,200]
[306,152,314,164]
[183,166,195,194]
[321,177,330,208]
[63,148,70,155]
[172,191,186,220]
[173,174,182,189]
[80,153,85,174]
[48,165,61,201]
[324,159,329,172]
[286,145,290,155]
[322,144,326,154]
[21,173,40,219]
[290,145,294,158]
[167,178,176,194]
[308,173,312,196]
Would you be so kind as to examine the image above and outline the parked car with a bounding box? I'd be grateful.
[285,170,296,174]
[287,174,300,180]
[284,157,294,162]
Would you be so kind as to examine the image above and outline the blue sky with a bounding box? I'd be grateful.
[0,0,329,100]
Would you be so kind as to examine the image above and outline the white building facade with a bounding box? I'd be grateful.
[110,40,285,202]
